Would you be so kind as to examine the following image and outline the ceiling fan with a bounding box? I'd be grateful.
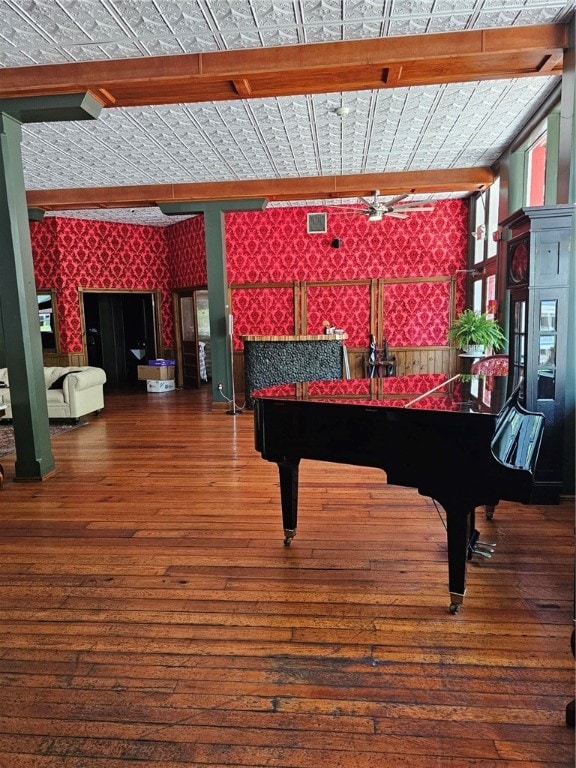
[333,190,435,221]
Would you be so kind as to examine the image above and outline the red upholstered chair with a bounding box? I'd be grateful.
[470,354,509,391]
[470,354,510,524]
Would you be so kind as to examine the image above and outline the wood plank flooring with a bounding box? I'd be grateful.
[0,386,573,768]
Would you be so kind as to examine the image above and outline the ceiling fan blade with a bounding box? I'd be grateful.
[394,205,435,212]
[386,212,409,219]
[359,190,381,206]
[395,201,435,209]
[386,194,409,206]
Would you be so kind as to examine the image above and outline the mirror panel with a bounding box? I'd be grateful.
[37,290,59,353]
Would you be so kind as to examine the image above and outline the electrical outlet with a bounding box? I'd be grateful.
[218,382,223,391]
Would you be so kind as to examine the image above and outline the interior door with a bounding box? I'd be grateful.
[179,293,200,388]
[175,289,211,389]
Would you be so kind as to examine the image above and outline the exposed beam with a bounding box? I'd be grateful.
[27,168,494,212]
[0,25,567,108]
[0,93,103,123]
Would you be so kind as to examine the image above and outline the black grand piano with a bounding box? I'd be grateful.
[253,374,544,613]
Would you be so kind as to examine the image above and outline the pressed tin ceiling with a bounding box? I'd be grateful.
[0,0,573,226]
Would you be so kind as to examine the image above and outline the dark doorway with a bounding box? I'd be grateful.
[82,291,159,388]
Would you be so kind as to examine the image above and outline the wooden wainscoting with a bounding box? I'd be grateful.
[391,346,458,377]
[43,351,88,367]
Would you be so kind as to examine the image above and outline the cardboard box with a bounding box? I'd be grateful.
[146,379,175,393]
[138,365,175,381]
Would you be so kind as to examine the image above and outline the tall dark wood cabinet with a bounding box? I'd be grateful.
[501,205,573,502]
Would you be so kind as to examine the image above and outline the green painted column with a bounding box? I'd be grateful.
[0,93,102,480]
[159,198,266,402]
[0,113,54,478]
[202,205,232,402]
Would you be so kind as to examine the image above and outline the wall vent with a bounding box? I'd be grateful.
[307,212,327,234]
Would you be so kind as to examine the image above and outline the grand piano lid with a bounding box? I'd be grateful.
[252,374,502,414]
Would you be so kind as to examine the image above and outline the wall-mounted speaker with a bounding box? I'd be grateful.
[331,238,341,248]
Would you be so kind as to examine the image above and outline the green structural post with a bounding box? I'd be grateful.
[0,113,54,478]
[159,198,266,403]
[0,93,102,480]
[202,205,232,401]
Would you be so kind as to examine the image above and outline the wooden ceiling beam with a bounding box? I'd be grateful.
[26,168,494,212]
[0,24,567,107]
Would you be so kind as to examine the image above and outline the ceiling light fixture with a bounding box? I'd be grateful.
[334,106,350,118]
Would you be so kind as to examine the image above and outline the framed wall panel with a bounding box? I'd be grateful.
[230,285,295,350]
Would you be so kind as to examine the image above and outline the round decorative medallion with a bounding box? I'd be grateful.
[510,241,528,283]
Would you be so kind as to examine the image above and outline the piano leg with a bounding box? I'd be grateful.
[441,501,474,614]
[277,459,300,546]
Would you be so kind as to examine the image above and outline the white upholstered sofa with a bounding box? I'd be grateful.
[0,366,106,420]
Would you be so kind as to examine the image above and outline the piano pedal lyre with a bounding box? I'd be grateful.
[468,529,496,560]
[472,541,496,559]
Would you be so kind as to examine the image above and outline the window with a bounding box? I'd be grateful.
[469,182,501,407]
[526,131,547,207]
[471,181,499,317]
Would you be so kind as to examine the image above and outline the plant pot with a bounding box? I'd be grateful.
[462,344,485,356]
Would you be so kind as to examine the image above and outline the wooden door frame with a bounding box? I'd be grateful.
[79,287,162,366]
[173,286,208,389]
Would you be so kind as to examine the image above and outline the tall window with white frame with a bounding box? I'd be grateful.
[525,129,547,207]
[470,179,501,404]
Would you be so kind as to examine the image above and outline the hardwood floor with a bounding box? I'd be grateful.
[0,386,573,768]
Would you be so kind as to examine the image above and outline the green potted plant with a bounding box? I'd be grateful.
[448,309,506,355]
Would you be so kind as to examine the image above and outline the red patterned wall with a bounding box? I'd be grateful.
[226,199,468,348]
[226,199,467,281]
[231,287,295,344]
[384,281,453,346]
[166,215,207,288]
[31,217,172,352]
[305,283,371,346]
[29,198,468,357]
[31,217,59,289]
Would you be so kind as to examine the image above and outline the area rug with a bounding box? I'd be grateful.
[0,421,87,457]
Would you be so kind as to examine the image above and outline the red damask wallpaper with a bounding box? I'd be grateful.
[29,198,467,356]
[226,199,468,348]
[305,283,371,346]
[166,215,207,288]
[226,200,466,281]
[30,215,207,352]
[384,280,455,347]
[231,287,295,342]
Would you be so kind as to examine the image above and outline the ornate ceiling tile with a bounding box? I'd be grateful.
[1,0,571,224]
